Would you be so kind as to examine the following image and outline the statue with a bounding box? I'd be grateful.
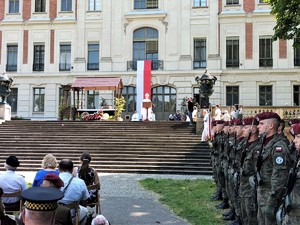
[0,71,13,104]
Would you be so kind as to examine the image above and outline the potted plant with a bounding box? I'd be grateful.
[114,96,126,121]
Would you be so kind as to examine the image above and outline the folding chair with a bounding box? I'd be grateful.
[2,190,23,215]
[86,183,101,214]
[67,201,79,225]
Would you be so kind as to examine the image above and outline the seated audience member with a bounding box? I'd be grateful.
[32,154,59,187]
[0,187,17,225]
[41,174,72,225]
[91,214,110,225]
[0,156,28,211]
[131,111,140,121]
[73,153,100,205]
[58,159,89,225]
[21,187,64,225]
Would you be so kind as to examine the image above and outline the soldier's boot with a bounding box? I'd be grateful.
[222,208,234,216]
[223,209,235,221]
[226,216,241,225]
[210,189,223,201]
[215,198,230,209]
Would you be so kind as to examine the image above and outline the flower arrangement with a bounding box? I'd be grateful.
[114,96,126,120]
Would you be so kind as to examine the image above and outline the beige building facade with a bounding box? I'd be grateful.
[0,0,299,120]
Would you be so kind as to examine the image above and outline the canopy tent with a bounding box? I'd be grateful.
[69,77,124,111]
[71,77,123,92]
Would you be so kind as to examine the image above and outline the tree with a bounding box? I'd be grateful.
[268,0,300,47]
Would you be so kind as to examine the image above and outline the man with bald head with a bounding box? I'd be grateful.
[256,112,293,225]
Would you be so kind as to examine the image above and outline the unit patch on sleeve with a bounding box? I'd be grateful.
[275,156,284,165]
[275,147,283,152]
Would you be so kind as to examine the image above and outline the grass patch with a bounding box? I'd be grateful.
[139,178,226,225]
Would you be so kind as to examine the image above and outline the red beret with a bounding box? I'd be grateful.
[43,174,64,189]
[216,120,224,125]
[255,112,281,122]
[290,123,300,136]
[212,120,217,126]
[234,119,243,126]
[288,119,300,126]
[242,117,259,126]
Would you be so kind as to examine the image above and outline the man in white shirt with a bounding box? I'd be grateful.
[214,104,221,120]
[0,156,28,211]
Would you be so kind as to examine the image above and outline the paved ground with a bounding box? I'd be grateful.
[18,172,211,225]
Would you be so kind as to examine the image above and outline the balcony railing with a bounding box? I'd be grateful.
[59,63,71,71]
[259,58,273,67]
[6,64,17,72]
[87,63,99,70]
[127,60,164,71]
[226,59,239,68]
[33,63,44,71]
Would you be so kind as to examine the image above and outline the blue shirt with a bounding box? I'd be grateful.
[32,169,59,187]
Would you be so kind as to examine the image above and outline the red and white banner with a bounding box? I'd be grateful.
[136,60,152,118]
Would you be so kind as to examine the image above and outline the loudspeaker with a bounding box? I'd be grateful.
[200,97,209,108]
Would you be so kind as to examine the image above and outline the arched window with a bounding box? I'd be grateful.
[132,27,160,70]
[152,86,176,120]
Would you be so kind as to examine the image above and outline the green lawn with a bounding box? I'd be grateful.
[139,178,227,225]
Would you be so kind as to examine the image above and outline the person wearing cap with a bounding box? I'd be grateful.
[32,154,59,187]
[288,119,300,162]
[239,117,261,225]
[255,112,293,225]
[0,156,28,211]
[41,174,72,225]
[58,159,89,225]
[280,123,300,224]
[21,187,64,225]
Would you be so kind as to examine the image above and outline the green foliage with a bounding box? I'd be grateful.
[269,0,300,47]
[140,179,226,225]
[114,96,126,120]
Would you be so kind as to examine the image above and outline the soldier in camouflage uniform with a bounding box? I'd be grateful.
[281,122,300,225]
[228,119,247,225]
[256,112,293,225]
[239,117,260,225]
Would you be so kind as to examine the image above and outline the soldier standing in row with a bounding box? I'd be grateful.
[256,112,293,225]
[239,117,260,225]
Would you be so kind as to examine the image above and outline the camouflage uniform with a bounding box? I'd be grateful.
[240,138,261,225]
[257,134,293,225]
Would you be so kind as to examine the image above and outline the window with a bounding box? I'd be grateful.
[87,91,99,109]
[59,44,71,71]
[6,45,18,72]
[87,44,99,70]
[259,0,268,3]
[226,0,239,5]
[152,86,176,120]
[33,45,45,71]
[61,0,72,11]
[259,85,272,106]
[294,45,300,66]
[294,86,300,106]
[259,37,273,67]
[133,27,159,70]
[193,39,206,69]
[123,86,136,113]
[35,0,46,12]
[33,88,45,112]
[226,38,239,67]
[134,0,158,9]
[88,0,100,11]
[194,0,207,7]
[7,88,18,113]
[226,86,239,106]
[9,0,19,13]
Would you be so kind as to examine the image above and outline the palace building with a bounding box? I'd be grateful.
[0,0,299,120]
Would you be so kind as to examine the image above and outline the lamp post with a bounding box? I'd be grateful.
[195,68,217,108]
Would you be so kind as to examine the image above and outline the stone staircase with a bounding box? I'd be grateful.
[0,120,212,175]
